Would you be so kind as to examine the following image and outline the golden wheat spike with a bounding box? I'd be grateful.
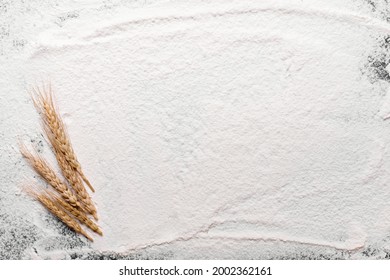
[50,139,98,220]
[31,84,95,192]
[19,143,84,211]
[52,194,102,236]
[25,186,93,242]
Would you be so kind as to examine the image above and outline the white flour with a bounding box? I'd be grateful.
[1,0,390,258]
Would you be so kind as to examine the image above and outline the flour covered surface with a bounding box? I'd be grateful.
[1,0,390,259]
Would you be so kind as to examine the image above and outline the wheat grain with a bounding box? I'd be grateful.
[31,84,95,192]
[19,143,84,211]
[21,83,101,241]
[53,195,102,236]
[50,140,98,220]
[25,186,93,241]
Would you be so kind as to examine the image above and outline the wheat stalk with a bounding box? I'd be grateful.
[25,186,93,242]
[31,84,95,192]
[19,143,84,211]
[51,141,98,220]
[53,195,102,236]
[22,83,100,241]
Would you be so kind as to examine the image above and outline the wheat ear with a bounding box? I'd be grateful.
[19,143,84,211]
[25,186,93,241]
[31,85,95,192]
[51,140,98,220]
[53,195,102,236]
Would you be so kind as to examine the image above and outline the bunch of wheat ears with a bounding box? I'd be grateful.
[20,84,102,241]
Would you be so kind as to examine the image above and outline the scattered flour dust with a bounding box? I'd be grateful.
[2,0,390,258]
